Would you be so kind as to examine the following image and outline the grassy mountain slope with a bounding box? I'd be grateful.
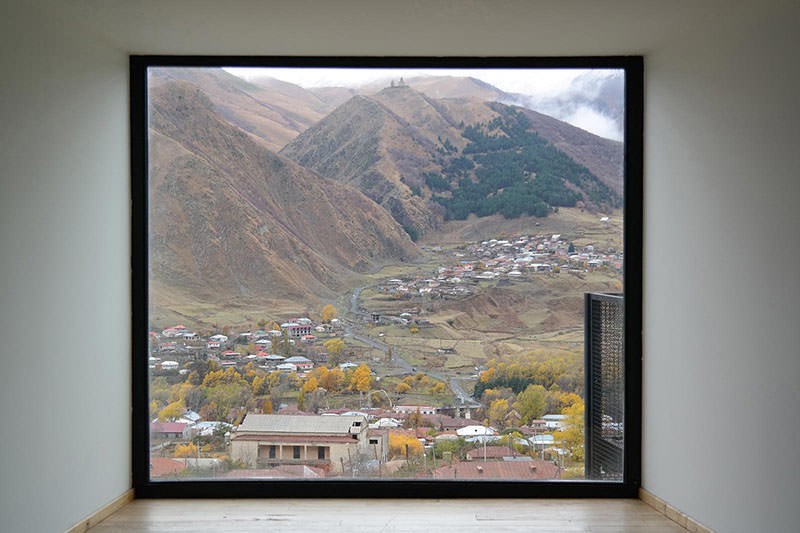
[282,83,622,235]
[149,68,336,152]
[148,81,418,312]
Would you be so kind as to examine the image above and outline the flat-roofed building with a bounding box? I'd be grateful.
[231,414,368,475]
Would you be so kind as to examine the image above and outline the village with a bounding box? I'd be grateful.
[148,232,611,481]
[150,311,577,481]
[373,232,622,306]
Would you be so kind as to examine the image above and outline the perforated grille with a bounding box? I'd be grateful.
[585,293,624,480]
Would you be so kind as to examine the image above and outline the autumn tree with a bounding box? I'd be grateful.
[321,366,345,393]
[558,392,583,411]
[262,397,273,414]
[302,376,319,394]
[557,398,585,465]
[349,364,373,393]
[267,371,281,391]
[158,400,184,421]
[174,443,198,458]
[512,384,547,424]
[321,304,338,323]
[395,382,411,394]
[201,367,250,422]
[369,390,391,409]
[481,387,514,409]
[388,432,423,459]
[429,382,446,394]
[487,398,510,429]
[324,338,346,366]
[252,375,269,396]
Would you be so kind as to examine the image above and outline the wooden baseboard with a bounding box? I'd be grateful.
[639,487,714,532]
[65,489,134,533]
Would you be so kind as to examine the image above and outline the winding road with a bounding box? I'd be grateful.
[345,286,480,408]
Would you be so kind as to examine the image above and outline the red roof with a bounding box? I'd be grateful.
[466,445,519,460]
[150,457,186,477]
[150,422,187,434]
[218,465,327,479]
[433,459,560,480]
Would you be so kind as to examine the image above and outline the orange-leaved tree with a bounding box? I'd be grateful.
[174,443,197,458]
[349,364,372,393]
[321,304,338,323]
[388,432,423,459]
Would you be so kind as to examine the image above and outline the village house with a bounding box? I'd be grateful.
[466,445,521,461]
[150,421,189,440]
[230,414,370,475]
[284,355,313,371]
[543,414,568,430]
[282,322,312,338]
[393,405,437,416]
[161,325,189,337]
[433,458,560,480]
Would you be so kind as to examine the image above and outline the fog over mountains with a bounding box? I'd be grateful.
[229,67,625,141]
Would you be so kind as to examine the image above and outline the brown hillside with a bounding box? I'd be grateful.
[402,75,507,101]
[280,91,443,235]
[280,87,500,235]
[148,81,418,310]
[149,68,335,152]
[518,107,623,195]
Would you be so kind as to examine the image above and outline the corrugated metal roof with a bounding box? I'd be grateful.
[237,414,366,435]
[433,459,559,480]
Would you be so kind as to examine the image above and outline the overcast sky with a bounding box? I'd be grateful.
[224,67,624,140]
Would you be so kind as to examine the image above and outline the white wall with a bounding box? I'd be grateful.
[644,5,800,531]
[1,1,798,531]
[0,4,131,532]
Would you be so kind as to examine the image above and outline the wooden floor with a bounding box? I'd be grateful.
[89,498,685,532]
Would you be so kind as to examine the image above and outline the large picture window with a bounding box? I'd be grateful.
[131,56,642,497]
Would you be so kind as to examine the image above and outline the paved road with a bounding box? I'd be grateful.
[345,286,480,408]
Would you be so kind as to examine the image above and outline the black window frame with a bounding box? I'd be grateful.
[131,55,643,499]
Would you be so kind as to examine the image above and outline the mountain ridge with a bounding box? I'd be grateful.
[148,81,419,310]
[282,84,622,234]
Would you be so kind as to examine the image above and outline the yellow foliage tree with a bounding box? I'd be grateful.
[395,382,412,394]
[174,443,197,458]
[429,382,446,394]
[302,376,319,394]
[158,400,184,421]
[252,375,269,395]
[558,392,583,410]
[349,364,373,393]
[324,338,346,365]
[202,367,243,388]
[388,432,423,459]
[557,399,585,465]
[321,304,338,323]
[322,367,345,392]
[487,398,510,429]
